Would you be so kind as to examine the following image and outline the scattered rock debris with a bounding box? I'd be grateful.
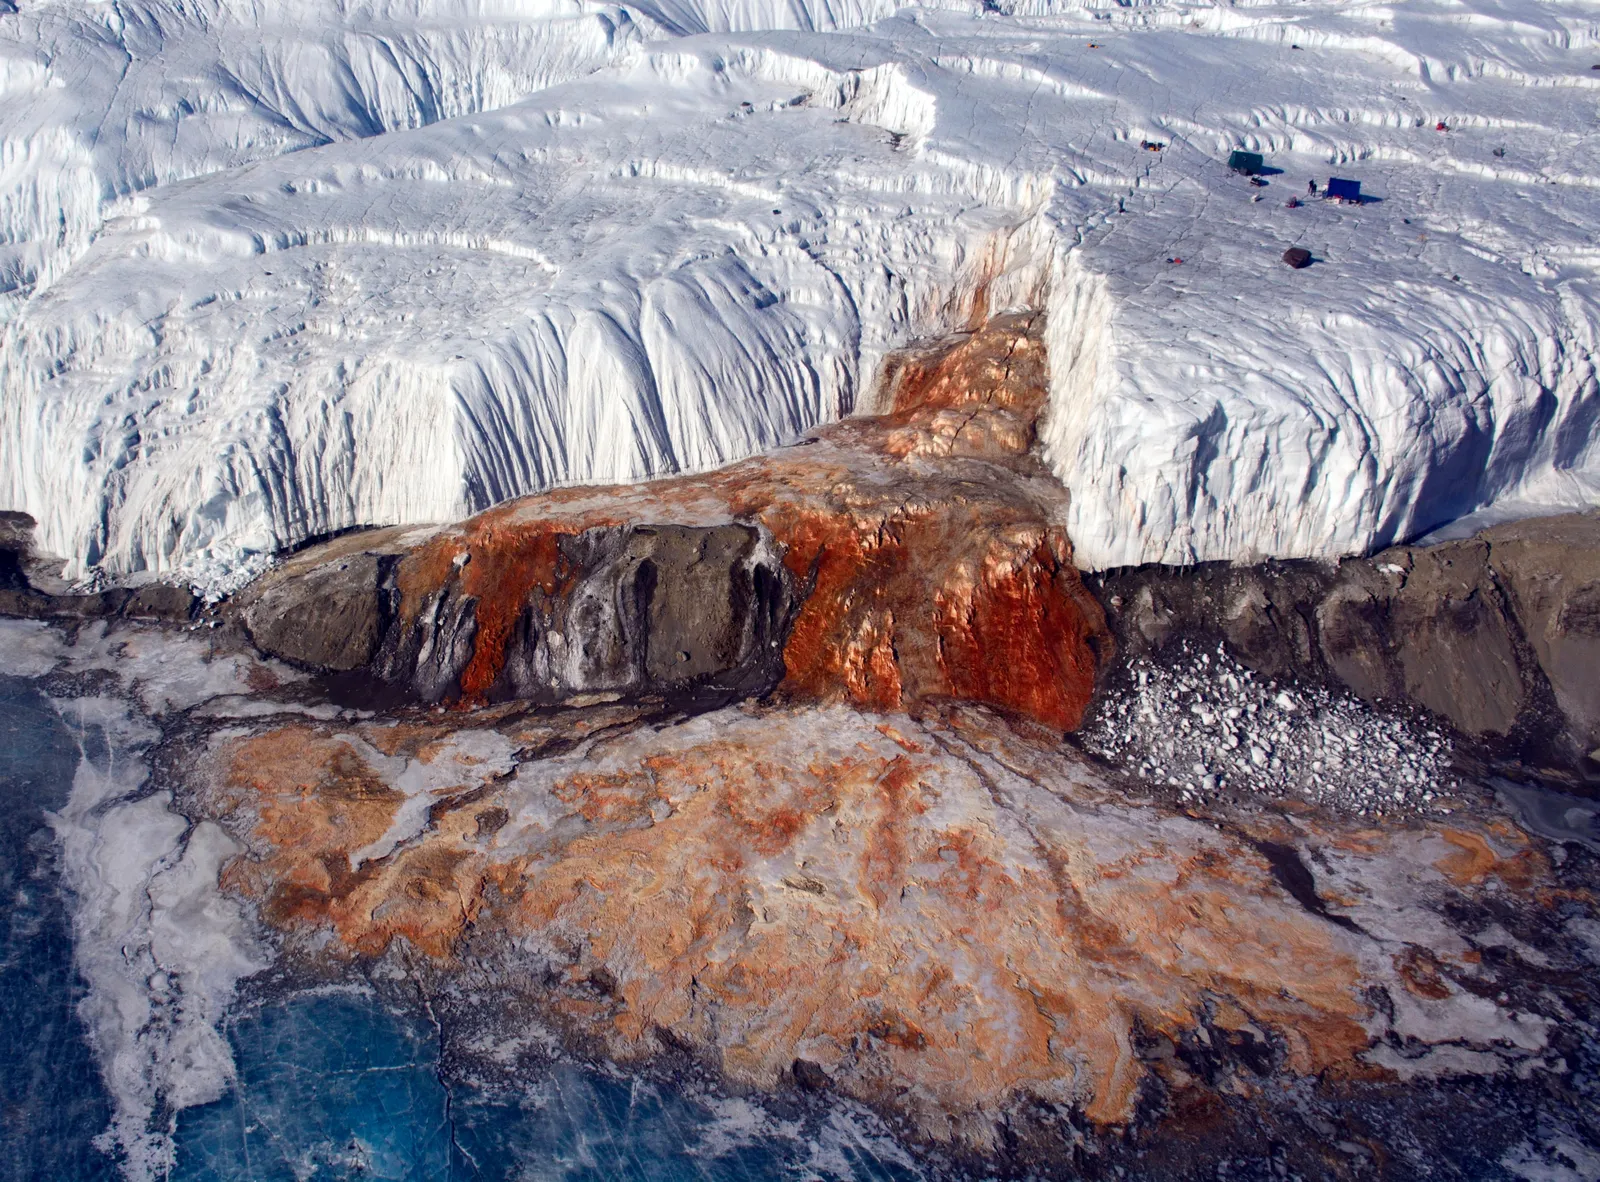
[1083,643,1456,815]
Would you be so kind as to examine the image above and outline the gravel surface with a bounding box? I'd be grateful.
[1083,643,1456,817]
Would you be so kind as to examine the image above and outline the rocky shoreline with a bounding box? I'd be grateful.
[5,474,1596,789]
[7,506,1597,777]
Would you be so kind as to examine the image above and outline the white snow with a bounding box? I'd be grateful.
[3,627,300,1180]
[1,0,1597,582]
[48,695,268,1182]
[0,616,67,675]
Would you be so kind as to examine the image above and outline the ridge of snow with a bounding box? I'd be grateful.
[1,0,1597,585]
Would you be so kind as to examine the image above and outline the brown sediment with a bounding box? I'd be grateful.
[197,703,1470,1143]
[1434,827,1547,890]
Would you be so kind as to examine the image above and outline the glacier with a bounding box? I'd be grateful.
[1,0,1597,587]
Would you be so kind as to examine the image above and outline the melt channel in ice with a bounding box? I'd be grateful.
[1,0,1597,589]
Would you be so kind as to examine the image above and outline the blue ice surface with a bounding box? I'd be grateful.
[173,992,462,1181]
[175,990,926,1181]
[0,677,117,1182]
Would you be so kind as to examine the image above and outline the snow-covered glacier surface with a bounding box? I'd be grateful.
[1,0,1597,585]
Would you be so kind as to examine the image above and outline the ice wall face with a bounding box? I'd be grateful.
[1031,7,1600,567]
[1,0,1597,587]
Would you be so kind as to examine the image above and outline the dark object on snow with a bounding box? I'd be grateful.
[1141,140,1164,151]
[1493,147,1507,157]
[1325,176,1361,202]
[1285,197,1301,208]
[1228,150,1265,175]
[1307,179,1317,196]
[793,1059,832,1092]
[1249,175,1267,187]
[1282,247,1312,269]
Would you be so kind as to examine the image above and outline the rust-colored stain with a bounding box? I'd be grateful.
[1395,947,1454,1000]
[1435,828,1546,890]
[374,313,1111,727]
[934,533,1105,730]
[203,314,1568,1148]
[201,705,1397,1144]
[216,723,503,958]
[396,521,583,700]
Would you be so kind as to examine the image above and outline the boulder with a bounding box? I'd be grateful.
[1482,514,1600,753]
[239,553,389,672]
[1387,542,1525,736]
[375,522,795,706]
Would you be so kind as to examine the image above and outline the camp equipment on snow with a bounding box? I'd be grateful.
[1325,177,1361,201]
[1228,150,1264,175]
[1282,247,1312,269]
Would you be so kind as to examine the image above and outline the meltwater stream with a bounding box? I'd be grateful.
[0,667,924,1182]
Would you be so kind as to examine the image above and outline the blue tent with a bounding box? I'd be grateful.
[1326,177,1362,201]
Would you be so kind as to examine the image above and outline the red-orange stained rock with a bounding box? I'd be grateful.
[453,527,568,698]
[934,533,1105,730]
[760,503,908,712]
[375,313,1112,728]
[1435,828,1547,890]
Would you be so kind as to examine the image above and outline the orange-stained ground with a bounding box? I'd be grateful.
[376,313,1110,728]
[199,699,1562,1146]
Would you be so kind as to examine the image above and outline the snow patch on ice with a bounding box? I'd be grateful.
[1504,1134,1600,1182]
[0,616,67,676]
[48,695,267,1182]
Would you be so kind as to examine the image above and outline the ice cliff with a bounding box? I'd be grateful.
[1,0,1597,588]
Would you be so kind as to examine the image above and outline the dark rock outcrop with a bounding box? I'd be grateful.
[237,520,797,708]
[1091,512,1600,780]
[239,553,389,672]
[0,512,199,623]
[231,316,1112,727]
[1485,515,1600,756]
[375,521,796,706]
[0,581,201,624]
